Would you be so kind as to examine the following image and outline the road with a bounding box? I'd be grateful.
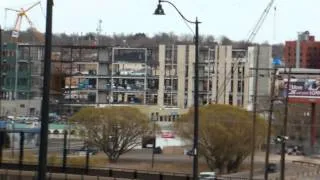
[3,143,320,179]
[3,138,84,154]
[120,150,320,179]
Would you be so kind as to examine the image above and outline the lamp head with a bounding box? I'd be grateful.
[154,3,165,15]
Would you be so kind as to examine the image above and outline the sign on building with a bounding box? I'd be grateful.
[279,78,320,98]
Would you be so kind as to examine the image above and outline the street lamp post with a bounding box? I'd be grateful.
[153,1,201,179]
[38,0,54,180]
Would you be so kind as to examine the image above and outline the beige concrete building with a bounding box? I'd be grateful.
[156,44,272,110]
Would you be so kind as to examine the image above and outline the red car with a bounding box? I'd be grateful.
[161,131,175,138]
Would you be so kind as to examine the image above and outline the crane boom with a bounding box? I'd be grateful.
[215,0,276,103]
[5,1,43,42]
[247,0,275,43]
[25,1,41,12]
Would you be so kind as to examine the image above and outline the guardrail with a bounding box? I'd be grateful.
[1,163,191,180]
[0,163,266,180]
[292,160,320,168]
[286,160,320,179]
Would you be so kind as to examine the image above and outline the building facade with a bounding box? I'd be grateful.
[284,31,320,69]
[0,43,273,117]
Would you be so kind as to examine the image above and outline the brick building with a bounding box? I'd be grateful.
[284,31,320,68]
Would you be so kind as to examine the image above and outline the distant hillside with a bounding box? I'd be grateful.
[2,29,284,58]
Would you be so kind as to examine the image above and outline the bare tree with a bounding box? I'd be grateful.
[70,106,151,162]
[175,105,266,173]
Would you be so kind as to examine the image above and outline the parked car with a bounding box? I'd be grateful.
[266,163,277,173]
[287,145,305,155]
[199,172,217,180]
[153,146,162,154]
[184,149,194,156]
[73,146,99,156]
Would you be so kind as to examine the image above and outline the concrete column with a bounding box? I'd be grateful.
[217,46,228,104]
[177,45,186,109]
[245,45,272,110]
[244,47,255,110]
[187,45,195,108]
[212,47,218,104]
[224,46,232,104]
[232,62,238,106]
[157,45,165,107]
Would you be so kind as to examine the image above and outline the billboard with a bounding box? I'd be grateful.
[279,78,320,98]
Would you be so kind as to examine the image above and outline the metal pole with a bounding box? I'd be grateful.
[264,67,277,180]
[193,18,199,180]
[310,102,316,151]
[151,116,155,168]
[62,130,67,172]
[85,142,90,174]
[19,132,24,169]
[0,131,3,166]
[11,122,14,158]
[0,25,2,119]
[37,0,53,179]
[280,67,291,180]
[249,46,260,180]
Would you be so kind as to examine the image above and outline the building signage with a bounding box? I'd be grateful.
[279,78,320,98]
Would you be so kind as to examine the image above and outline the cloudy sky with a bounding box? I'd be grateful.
[1,0,319,44]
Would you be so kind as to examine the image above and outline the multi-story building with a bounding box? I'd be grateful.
[0,43,273,117]
[0,43,63,116]
[284,31,320,68]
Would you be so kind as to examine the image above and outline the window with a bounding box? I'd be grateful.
[18,62,29,71]
[18,78,28,87]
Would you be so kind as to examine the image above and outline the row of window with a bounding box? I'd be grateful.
[2,50,16,57]
[151,112,181,122]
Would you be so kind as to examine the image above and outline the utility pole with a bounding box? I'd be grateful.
[0,25,2,119]
[0,25,2,167]
[280,67,291,180]
[264,67,277,180]
[193,18,200,180]
[249,46,260,180]
[37,0,53,180]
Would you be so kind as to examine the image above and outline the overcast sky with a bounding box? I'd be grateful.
[1,0,319,44]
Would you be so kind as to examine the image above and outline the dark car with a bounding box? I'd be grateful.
[153,146,162,154]
[287,145,305,155]
[266,163,277,173]
[186,149,194,156]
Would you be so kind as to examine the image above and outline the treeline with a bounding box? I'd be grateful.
[2,29,284,57]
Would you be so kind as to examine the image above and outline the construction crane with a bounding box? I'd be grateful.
[247,0,276,43]
[215,0,276,102]
[5,1,44,43]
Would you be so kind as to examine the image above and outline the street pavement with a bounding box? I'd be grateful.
[3,143,320,179]
[3,138,84,156]
[120,150,320,179]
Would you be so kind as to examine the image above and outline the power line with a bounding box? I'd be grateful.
[39,1,46,19]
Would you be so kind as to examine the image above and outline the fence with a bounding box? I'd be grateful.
[0,163,192,180]
[0,130,263,180]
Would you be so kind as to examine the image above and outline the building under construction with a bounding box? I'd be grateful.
[0,43,273,117]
